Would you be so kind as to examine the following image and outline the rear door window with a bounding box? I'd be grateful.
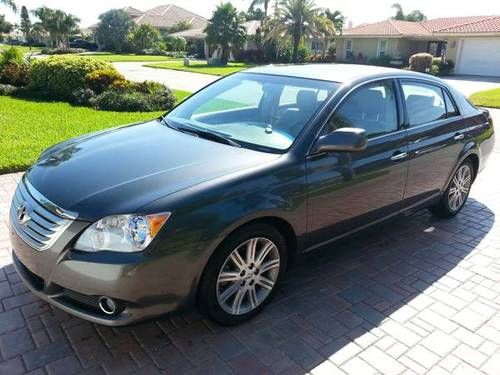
[401,82,446,126]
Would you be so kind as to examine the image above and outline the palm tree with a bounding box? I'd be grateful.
[1,0,16,12]
[205,3,247,65]
[324,9,344,33]
[32,7,80,48]
[391,3,426,22]
[314,15,336,58]
[267,0,319,63]
[249,0,271,18]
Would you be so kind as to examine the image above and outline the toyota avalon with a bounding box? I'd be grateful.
[9,64,495,326]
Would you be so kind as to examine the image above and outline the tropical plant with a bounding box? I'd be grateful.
[0,14,12,34]
[20,6,32,45]
[314,15,336,58]
[128,24,163,53]
[249,0,271,18]
[164,20,192,34]
[324,9,344,33]
[1,0,16,12]
[391,3,426,22]
[243,6,265,21]
[164,35,187,51]
[267,0,319,63]
[32,7,80,48]
[204,3,247,65]
[95,9,134,52]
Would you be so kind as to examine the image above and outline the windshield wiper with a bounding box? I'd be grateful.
[163,118,241,148]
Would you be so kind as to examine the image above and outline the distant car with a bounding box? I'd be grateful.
[69,39,98,51]
[9,64,495,326]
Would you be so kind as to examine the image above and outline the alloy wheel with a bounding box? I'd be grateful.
[448,164,472,212]
[216,237,280,315]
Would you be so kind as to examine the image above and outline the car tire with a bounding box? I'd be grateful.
[198,223,287,326]
[429,159,474,219]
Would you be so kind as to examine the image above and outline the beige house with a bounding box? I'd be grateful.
[90,5,207,32]
[336,16,500,76]
[173,20,262,60]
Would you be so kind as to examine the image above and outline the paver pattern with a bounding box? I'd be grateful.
[0,119,499,374]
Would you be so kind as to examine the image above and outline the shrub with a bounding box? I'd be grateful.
[41,48,87,55]
[0,83,17,96]
[84,68,126,94]
[29,56,114,98]
[90,81,176,112]
[431,58,455,76]
[409,53,433,73]
[296,47,311,63]
[71,88,97,106]
[0,62,30,86]
[0,47,24,67]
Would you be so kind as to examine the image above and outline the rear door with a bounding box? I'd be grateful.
[399,79,467,205]
[305,79,409,247]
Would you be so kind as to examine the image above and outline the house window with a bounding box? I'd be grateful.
[345,39,353,60]
[377,39,388,58]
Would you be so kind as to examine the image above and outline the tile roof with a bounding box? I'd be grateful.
[343,16,500,37]
[135,4,207,30]
[424,16,500,33]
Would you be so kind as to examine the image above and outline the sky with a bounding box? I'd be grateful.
[2,0,500,28]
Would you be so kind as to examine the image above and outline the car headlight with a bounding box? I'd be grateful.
[74,213,171,252]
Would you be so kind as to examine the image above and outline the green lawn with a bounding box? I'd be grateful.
[173,89,191,102]
[0,92,190,173]
[0,44,43,54]
[144,60,252,76]
[80,53,177,63]
[470,88,500,109]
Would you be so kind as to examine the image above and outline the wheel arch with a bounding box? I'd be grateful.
[195,215,299,306]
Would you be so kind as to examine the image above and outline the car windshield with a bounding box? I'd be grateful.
[166,73,340,152]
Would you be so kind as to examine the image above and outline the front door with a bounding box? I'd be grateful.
[305,79,409,249]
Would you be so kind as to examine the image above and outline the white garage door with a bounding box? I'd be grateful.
[457,38,500,76]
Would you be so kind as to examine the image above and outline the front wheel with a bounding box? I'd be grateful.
[429,160,474,218]
[198,224,287,326]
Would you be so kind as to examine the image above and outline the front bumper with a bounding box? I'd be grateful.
[9,219,203,326]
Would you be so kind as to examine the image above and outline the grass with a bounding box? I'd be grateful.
[0,43,43,54]
[79,53,177,63]
[173,89,191,102]
[470,88,500,108]
[0,90,191,173]
[144,60,252,76]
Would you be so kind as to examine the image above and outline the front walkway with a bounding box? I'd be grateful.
[113,62,219,92]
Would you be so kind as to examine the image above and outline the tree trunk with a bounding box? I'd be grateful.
[221,45,230,66]
[292,34,300,63]
[322,37,328,59]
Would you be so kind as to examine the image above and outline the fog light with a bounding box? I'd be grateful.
[98,296,118,315]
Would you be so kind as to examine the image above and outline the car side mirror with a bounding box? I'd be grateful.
[312,127,368,154]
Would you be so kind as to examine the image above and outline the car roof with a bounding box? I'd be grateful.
[244,63,443,85]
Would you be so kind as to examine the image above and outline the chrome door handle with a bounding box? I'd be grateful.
[454,133,465,141]
[391,152,408,161]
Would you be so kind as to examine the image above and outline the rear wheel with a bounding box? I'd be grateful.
[429,160,474,218]
[199,224,287,326]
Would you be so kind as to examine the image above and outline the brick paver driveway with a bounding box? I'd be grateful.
[1,119,499,374]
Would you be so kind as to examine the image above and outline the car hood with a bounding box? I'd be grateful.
[26,120,280,221]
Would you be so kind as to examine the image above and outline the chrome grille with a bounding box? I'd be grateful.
[10,179,74,251]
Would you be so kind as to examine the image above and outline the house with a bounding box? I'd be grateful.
[336,16,500,76]
[90,4,207,33]
[173,20,325,60]
[173,20,262,60]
